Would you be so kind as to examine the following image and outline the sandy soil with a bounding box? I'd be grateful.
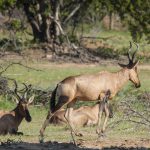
[0,138,150,150]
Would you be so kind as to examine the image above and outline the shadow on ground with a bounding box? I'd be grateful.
[0,141,149,150]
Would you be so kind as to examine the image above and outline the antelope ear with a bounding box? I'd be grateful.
[13,96,19,104]
[28,95,35,104]
[118,63,127,68]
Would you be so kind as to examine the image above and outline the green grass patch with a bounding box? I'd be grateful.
[0,62,149,143]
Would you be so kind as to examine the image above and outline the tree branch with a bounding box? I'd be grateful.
[63,4,81,24]
[0,62,42,76]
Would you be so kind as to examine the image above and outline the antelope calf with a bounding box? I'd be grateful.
[0,82,34,135]
[40,42,141,143]
[50,101,113,127]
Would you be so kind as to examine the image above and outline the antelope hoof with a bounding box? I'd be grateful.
[96,129,106,138]
[39,130,44,143]
[75,132,83,137]
[98,131,106,139]
[96,132,106,142]
[17,132,23,135]
[39,136,44,143]
[109,113,113,118]
[96,128,101,135]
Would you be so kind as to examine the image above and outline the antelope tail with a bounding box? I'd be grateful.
[50,84,58,113]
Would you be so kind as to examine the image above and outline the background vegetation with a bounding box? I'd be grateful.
[0,0,149,59]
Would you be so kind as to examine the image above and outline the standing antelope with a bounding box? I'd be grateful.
[40,42,140,142]
[0,81,34,135]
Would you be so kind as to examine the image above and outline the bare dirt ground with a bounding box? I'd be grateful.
[0,138,150,150]
[33,62,150,70]
[1,50,150,71]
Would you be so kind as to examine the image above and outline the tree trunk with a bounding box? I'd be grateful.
[39,1,51,42]
[23,2,52,42]
[109,12,114,30]
[23,3,42,41]
[50,0,61,43]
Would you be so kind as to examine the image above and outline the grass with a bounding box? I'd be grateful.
[1,62,114,89]
[83,30,150,62]
[90,30,149,51]
[0,106,149,143]
[0,97,14,109]
[0,61,150,143]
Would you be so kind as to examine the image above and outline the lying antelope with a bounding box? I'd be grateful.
[0,81,34,135]
[49,100,113,127]
[40,42,140,142]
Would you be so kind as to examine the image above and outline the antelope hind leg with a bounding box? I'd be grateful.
[39,111,51,140]
[39,96,70,143]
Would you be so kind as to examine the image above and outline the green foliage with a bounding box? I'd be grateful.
[0,0,16,11]
[97,47,119,59]
[10,19,22,30]
[110,0,150,42]
[0,0,149,43]
[0,95,15,109]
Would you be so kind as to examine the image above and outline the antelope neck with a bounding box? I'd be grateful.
[11,106,24,126]
[116,68,129,90]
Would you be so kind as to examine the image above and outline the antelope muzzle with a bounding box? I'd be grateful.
[25,109,32,122]
[135,83,141,88]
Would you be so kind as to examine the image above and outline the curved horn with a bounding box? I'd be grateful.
[131,42,139,62]
[118,41,134,67]
[127,41,132,64]
[22,83,32,99]
[14,80,22,100]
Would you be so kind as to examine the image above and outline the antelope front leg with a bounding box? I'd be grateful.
[16,132,23,135]
[9,128,23,135]
[65,107,82,137]
[64,107,82,145]
[96,101,104,136]
[101,102,110,136]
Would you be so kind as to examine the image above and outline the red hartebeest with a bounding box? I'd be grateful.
[0,82,34,135]
[40,42,140,142]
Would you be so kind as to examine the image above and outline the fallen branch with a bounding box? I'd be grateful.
[80,36,115,41]
[119,94,150,129]
[0,62,43,76]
